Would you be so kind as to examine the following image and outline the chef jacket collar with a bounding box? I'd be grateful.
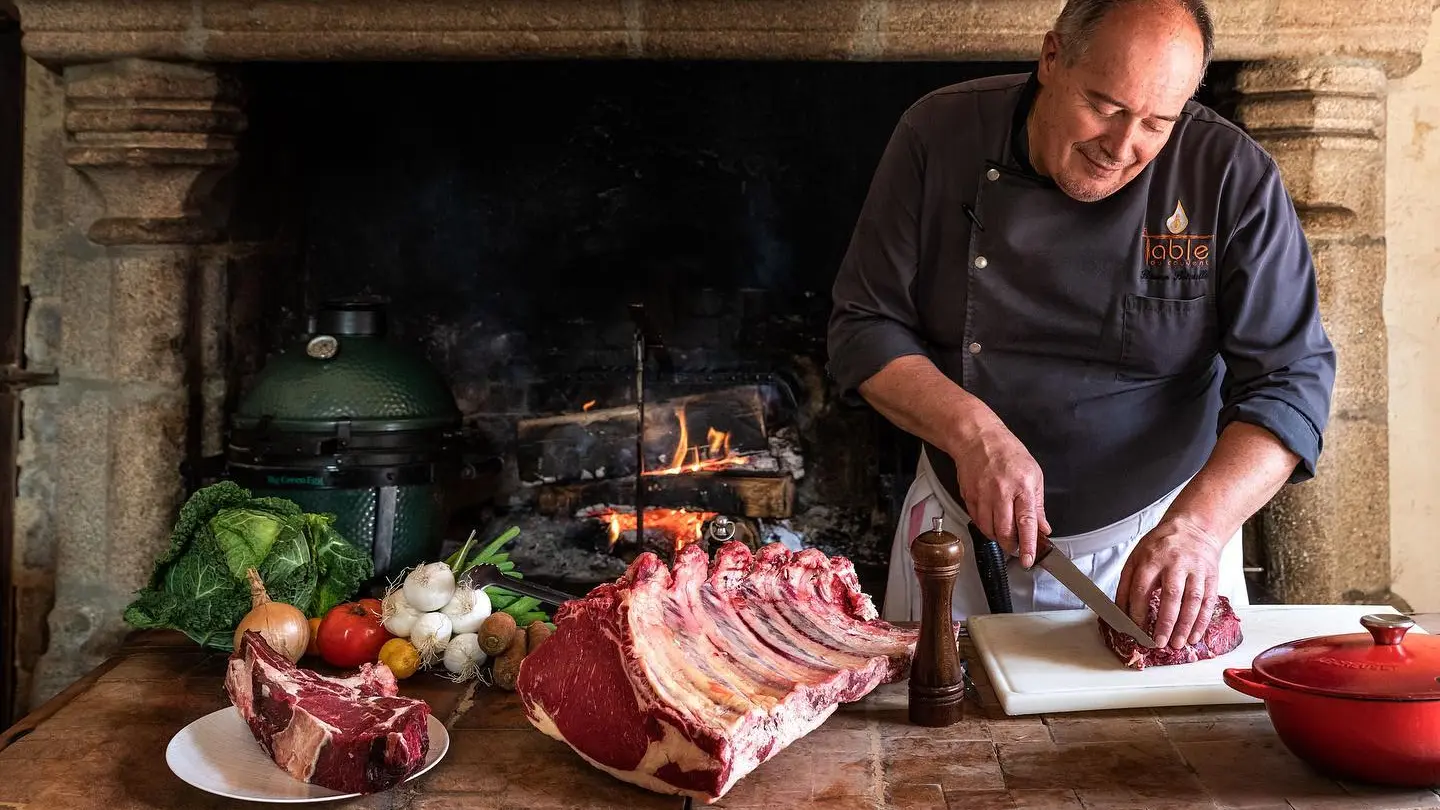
[1000,70,1054,187]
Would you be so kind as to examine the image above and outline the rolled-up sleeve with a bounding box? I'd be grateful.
[826,116,932,397]
[1216,157,1337,483]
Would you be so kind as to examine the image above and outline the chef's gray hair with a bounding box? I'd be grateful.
[1052,0,1214,75]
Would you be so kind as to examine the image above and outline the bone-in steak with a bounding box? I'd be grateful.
[515,541,923,804]
[1100,589,1244,670]
[224,630,431,794]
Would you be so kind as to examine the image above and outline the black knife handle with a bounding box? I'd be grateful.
[966,522,1013,614]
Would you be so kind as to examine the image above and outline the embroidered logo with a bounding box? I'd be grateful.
[1165,200,1189,234]
[1142,198,1213,281]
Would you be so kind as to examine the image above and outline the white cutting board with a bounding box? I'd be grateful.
[967,603,1420,716]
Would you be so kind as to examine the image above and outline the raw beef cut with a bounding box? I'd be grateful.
[224,630,431,794]
[515,541,923,804]
[1100,589,1243,670]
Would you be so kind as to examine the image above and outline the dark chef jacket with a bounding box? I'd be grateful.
[826,71,1336,537]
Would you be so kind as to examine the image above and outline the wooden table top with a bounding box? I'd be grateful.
[2,618,1438,809]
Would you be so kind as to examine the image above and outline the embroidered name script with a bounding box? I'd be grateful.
[1142,199,1215,281]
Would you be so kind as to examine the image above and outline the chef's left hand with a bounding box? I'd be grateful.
[1115,516,1225,649]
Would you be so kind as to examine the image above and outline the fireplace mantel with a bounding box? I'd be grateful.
[10,0,1437,75]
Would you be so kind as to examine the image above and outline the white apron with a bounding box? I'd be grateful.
[880,449,1251,622]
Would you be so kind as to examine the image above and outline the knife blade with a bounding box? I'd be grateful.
[1033,535,1158,648]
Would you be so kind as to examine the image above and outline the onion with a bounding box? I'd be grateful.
[440,587,492,635]
[410,611,453,665]
[382,589,422,637]
[442,632,486,681]
[403,562,457,612]
[233,568,309,663]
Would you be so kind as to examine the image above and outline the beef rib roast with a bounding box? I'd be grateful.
[515,541,923,804]
[1100,588,1244,670]
[224,630,432,794]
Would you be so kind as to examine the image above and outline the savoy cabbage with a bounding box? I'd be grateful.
[123,481,374,650]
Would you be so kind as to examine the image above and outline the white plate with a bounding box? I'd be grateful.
[166,706,449,803]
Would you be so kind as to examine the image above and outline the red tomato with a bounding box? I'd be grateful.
[316,598,389,668]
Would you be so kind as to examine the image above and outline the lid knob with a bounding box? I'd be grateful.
[1360,613,1414,647]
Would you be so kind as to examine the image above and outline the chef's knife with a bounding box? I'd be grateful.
[1032,535,1158,648]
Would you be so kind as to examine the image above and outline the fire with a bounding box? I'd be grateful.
[582,400,597,411]
[595,507,718,552]
[645,405,751,476]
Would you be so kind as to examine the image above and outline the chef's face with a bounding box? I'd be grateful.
[1029,4,1205,202]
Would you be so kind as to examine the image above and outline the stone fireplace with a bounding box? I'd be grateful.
[5,0,1434,718]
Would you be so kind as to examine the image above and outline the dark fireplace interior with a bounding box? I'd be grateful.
[221,59,1243,602]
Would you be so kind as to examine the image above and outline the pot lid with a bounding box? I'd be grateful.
[233,300,461,433]
[1251,614,1440,701]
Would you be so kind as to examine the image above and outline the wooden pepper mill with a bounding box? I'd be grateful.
[908,515,967,727]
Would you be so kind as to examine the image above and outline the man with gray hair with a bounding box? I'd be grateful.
[827,0,1334,650]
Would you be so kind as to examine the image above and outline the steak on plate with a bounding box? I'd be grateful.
[224,630,431,794]
[1100,589,1243,670]
[515,541,924,804]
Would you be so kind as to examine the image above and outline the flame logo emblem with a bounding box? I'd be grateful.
[1165,200,1189,234]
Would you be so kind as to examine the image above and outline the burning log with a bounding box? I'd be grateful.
[575,505,761,558]
[516,386,772,484]
[535,473,795,519]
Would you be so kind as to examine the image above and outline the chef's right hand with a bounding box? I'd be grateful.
[952,422,1051,568]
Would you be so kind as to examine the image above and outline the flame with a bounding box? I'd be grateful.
[582,400,597,412]
[594,507,718,552]
[644,405,751,476]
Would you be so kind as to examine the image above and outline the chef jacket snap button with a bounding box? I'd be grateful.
[969,342,982,354]
[986,168,1000,181]
[974,255,988,269]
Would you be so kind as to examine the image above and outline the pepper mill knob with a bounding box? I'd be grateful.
[908,515,967,727]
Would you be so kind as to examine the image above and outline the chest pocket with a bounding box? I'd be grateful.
[1117,293,1216,380]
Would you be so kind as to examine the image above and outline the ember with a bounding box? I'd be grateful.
[645,405,753,476]
[580,506,718,552]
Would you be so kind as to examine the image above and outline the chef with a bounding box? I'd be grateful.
[825,0,1336,650]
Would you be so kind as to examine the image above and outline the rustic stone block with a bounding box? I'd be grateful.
[1172,738,1352,808]
[882,738,1004,792]
[998,740,1204,794]
[887,782,948,810]
[1158,712,1278,743]
[1262,416,1391,603]
[9,0,1432,71]
[1311,237,1389,414]
[54,387,111,584]
[58,251,113,380]
[1069,787,1224,809]
[203,0,630,33]
[986,718,1052,743]
[718,737,877,804]
[106,391,187,592]
[1043,716,1168,745]
[414,729,682,807]
[108,249,190,385]
[871,705,990,740]
[945,789,1086,810]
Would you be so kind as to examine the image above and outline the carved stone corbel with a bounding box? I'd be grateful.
[1235,59,1392,605]
[64,58,244,245]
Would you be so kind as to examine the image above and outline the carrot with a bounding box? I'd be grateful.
[479,611,517,657]
[492,630,527,691]
[526,620,553,655]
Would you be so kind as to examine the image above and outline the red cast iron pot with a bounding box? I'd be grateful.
[1223,613,1440,788]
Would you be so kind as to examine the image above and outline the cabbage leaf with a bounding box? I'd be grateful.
[123,481,374,650]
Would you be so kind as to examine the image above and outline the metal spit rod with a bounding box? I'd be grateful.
[633,312,645,542]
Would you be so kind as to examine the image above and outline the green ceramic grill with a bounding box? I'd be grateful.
[225,300,467,581]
